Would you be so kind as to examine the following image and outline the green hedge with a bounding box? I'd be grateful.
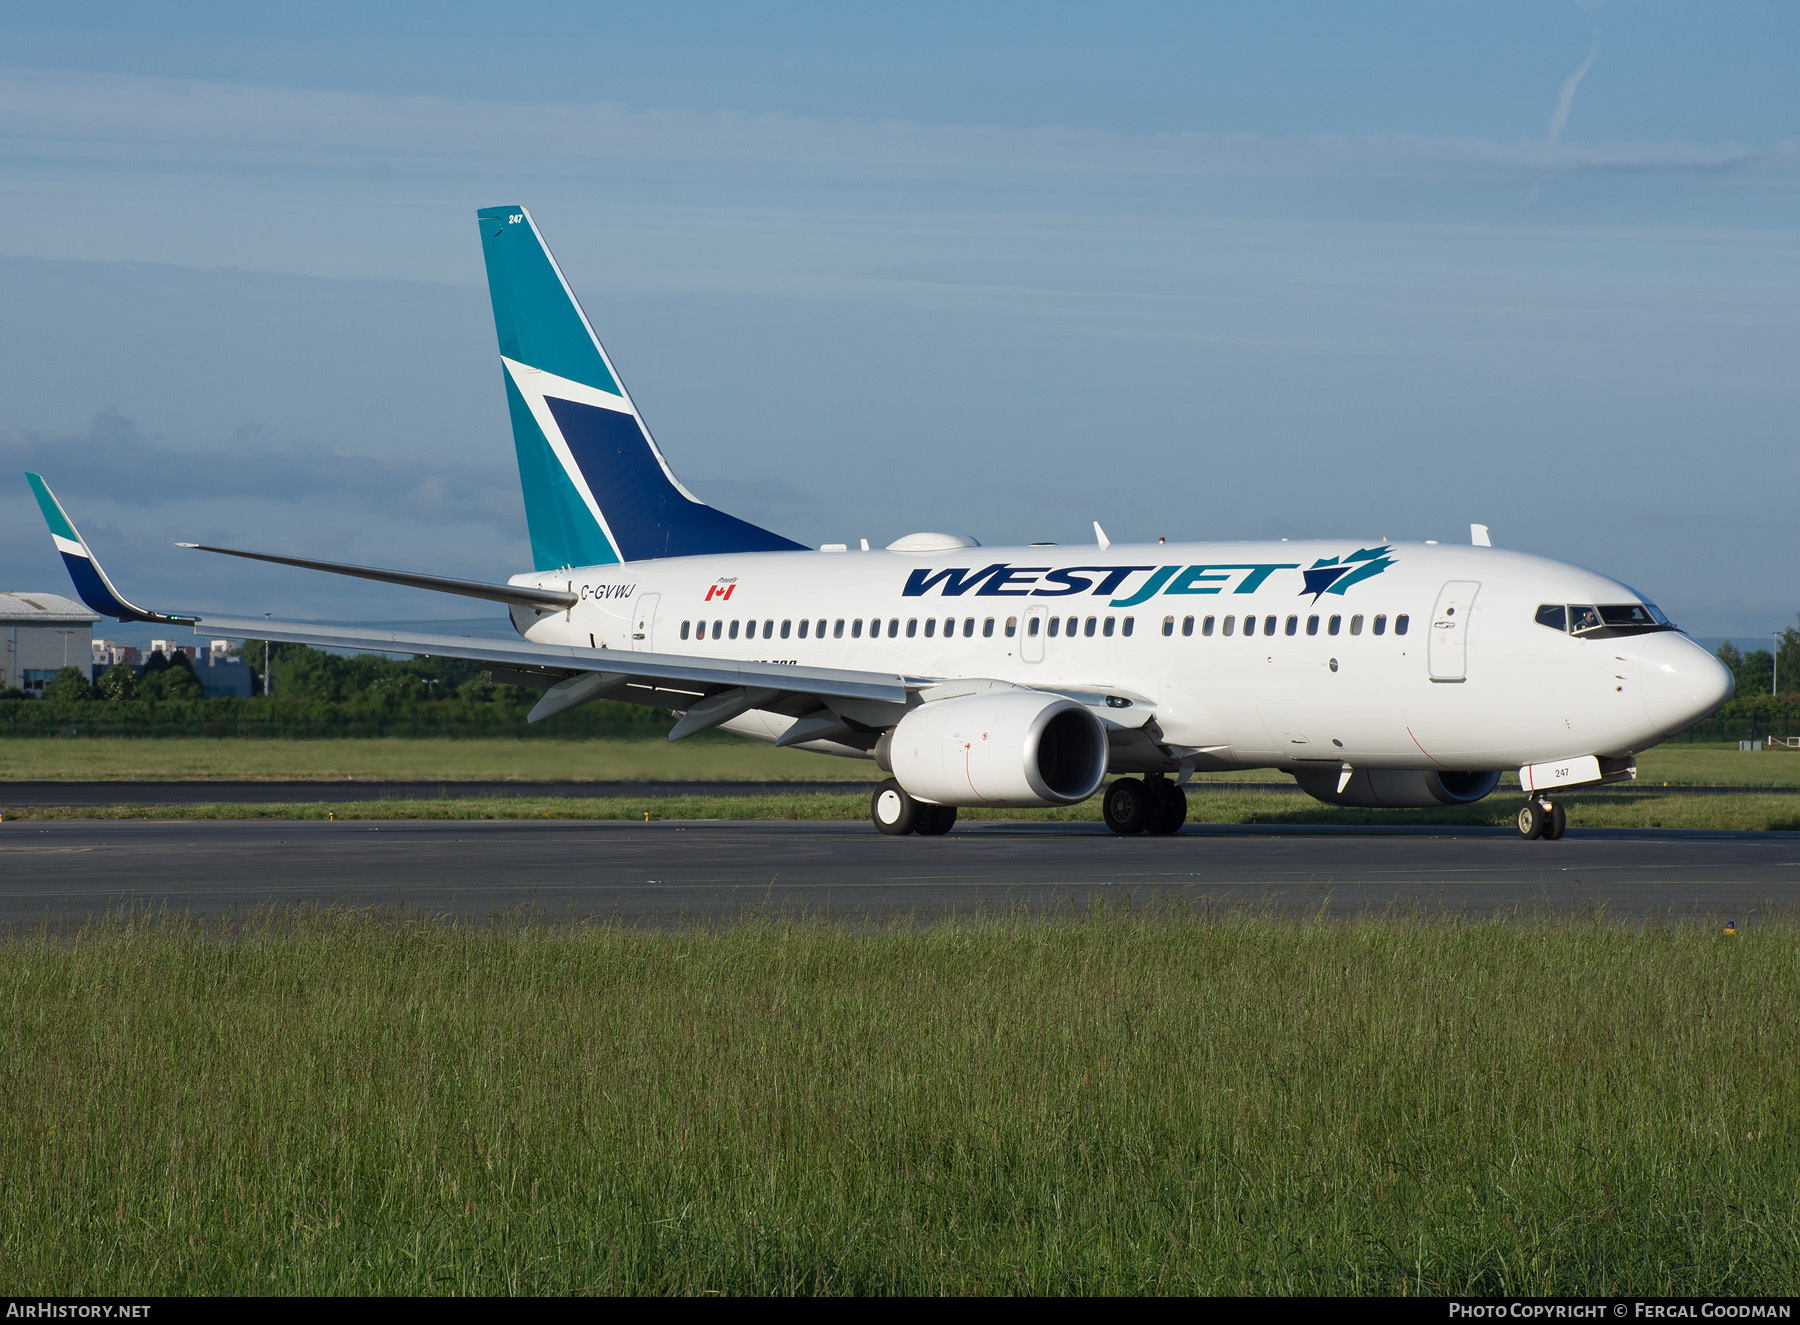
[0,697,675,740]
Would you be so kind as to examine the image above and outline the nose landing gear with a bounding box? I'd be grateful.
[1516,798,1567,841]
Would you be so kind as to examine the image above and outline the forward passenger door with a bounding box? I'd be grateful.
[1428,581,1479,682]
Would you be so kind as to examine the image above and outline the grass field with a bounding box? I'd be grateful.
[3,788,1797,831]
[0,736,866,783]
[2,906,1794,1295]
[2,738,1798,788]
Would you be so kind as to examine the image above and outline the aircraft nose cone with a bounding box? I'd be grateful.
[1640,632,1734,733]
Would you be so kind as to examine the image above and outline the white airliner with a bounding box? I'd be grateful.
[28,205,1734,839]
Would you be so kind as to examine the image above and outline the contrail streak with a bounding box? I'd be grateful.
[1549,33,1600,144]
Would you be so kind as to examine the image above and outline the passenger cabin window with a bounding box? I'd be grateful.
[944,618,956,636]
[781,620,792,639]
[816,619,827,638]
[1222,615,1235,636]
[1201,616,1214,637]
[1005,617,1016,637]
[729,621,740,640]
[1535,604,1567,631]
[714,619,723,638]
[851,619,862,638]
[1122,617,1134,637]
[1264,615,1278,636]
[1395,614,1409,636]
[983,618,995,638]
[1084,617,1097,637]
[1373,614,1387,636]
[833,619,844,639]
[1328,615,1341,636]
[1284,615,1298,636]
[1306,615,1319,636]
[1242,615,1254,637]
[1066,616,1079,636]
[1162,616,1174,637]
[907,619,918,638]
[964,617,975,637]
[925,619,936,638]
[1047,618,1059,637]
[1102,617,1115,637]
[798,619,809,639]
[1026,617,1039,637]
[765,620,775,639]
[1349,615,1363,636]
[681,621,691,640]
[889,619,900,638]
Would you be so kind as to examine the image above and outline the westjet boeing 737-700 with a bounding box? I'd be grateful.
[28,205,1735,839]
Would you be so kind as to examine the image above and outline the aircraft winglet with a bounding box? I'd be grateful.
[25,473,196,625]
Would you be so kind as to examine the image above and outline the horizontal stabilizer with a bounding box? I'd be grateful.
[177,543,577,611]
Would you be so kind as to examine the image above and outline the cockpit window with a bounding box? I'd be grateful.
[1600,604,1658,628]
[1550,602,1676,638]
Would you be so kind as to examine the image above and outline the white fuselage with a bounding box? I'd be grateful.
[507,539,1731,775]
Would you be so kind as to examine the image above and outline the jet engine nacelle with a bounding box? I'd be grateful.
[885,692,1109,808]
[1292,767,1501,808]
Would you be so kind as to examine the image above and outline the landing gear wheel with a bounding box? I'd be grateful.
[1516,800,1545,840]
[1103,778,1154,835]
[915,803,959,836]
[1146,780,1187,835]
[1544,802,1567,841]
[873,779,920,836]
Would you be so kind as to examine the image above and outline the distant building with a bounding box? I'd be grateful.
[118,636,256,699]
[1,592,101,696]
[93,639,140,668]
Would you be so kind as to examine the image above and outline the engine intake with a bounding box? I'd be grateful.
[1292,767,1501,808]
[886,692,1109,808]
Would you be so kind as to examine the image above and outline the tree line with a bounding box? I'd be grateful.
[0,641,671,738]
[1714,616,1800,702]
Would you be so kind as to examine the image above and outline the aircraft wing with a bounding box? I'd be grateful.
[28,472,911,739]
[201,613,909,732]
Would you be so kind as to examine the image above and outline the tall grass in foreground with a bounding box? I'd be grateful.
[1,907,1796,1295]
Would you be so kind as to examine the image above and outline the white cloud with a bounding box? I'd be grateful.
[0,63,1778,187]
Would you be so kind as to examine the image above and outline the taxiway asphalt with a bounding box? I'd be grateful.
[0,780,1791,807]
[2,818,1795,927]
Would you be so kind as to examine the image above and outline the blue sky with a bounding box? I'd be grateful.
[0,1,1795,636]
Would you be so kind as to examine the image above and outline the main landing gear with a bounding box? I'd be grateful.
[872,779,958,836]
[1516,797,1567,841]
[1102,776,1188,836]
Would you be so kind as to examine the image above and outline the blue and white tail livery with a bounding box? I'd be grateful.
[26,205,1735,839]
[478,205,803,569]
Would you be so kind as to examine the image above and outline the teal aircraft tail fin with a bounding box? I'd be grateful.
[475,205,804,569]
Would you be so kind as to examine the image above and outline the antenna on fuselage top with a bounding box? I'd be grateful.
[1471,523,1493,547]
[1093,521,1111,551]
